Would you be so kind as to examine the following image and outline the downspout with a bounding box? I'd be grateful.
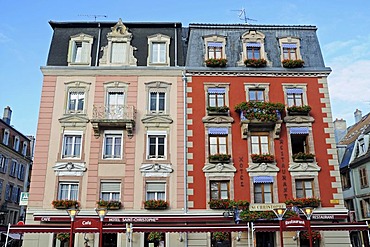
[95,22,102,66]
[174,23,178,66]
[182,70,188,247]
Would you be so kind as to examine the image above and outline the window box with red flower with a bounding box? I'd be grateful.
[52,200,80,209]
[96,200,122,210]
[209,154,231,163]
[292,152,315,162]
[144,199,169,210]
[285,198,321,208]
[205,58,227,67]
[244,58,267,67]
[282,59,304,68]
[287,105,311,115]
[207,106,230,116]
[300,230,321,242]
[251,153,275,163]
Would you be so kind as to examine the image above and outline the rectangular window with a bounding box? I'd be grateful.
[62,133,82,159]
[22,142,28,156]
[147,133,166,159]
[150,92,166,113]
[210,181,229,200]
[68,91,85,113]
[5,184,13,201]
[100,182,121,201]
[341,170,351,189]
[290,128,310,156]
[72,41,89,63]
[107,91,125,119]
[283,43,297,60]
[360,167,369,188]
[360,199,370,218]
[0,180,3,200]
[58,182,79,200]
[208,88,225,107]
[254,183,273,203]
[207,42,223,59]
[249,89,265,102]
[209,136,227,155]
[13,137,20,151]
[111,42,127,64]
[103,133,122,159]
[286,88,303,107]
[2,130,9,145]
[296,179,314,198]
[0,156,8,174]
[151,42,166,63]
[251,134,269,155]
[246,43,261,59]
[146,182,166,200]
[9,160,17,177]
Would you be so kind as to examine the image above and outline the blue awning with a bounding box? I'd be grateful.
[253,176,274,183]
[207,42,223,47]
[208,88,226,94]
[286,88,303,94]
[340,142,355,169]
[246,42,261,48]
[282,43,297,49]
[208,128,228,135]
[290,127,309,135]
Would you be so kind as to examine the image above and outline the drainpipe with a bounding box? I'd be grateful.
[182,70,188,247]
[95,22,102,66]
[174,23,178,66]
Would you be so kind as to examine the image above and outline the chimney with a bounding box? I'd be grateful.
[354,109,362,123]
[2,106,12,125]
[334,118,347,143]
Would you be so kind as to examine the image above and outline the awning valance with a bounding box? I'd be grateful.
[246,42,261,48]
[253,176,274,183]
[289,127,309,135]
[208,88,226,94]
[207,42,223,47]
[286,88,303,94]
[282,43,297,49]
[208,128,228,135]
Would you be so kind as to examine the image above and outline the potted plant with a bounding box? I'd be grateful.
[292,152,315,162]
[251,153,275,163]
[235,101,285,122]
[144,199,169,210]
[52,199,80,209]
[244,58,267,67]
[208,199,231,209]
[212,232,230,242]
[147,232,163,246]
[209,153,231,163]
[97,200,122,210]
[287,105,311,115]
[207,106,230,115]
[301,230,321,242]
[282,59,304,68]
[285,198,321,208]
[56,233,70,242]
[205,58,228,67]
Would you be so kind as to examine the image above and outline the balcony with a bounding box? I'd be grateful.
[91,105,136,138]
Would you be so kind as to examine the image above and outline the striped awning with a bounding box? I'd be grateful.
[282,43,297,49]
[289,127,309,135]
[253,176,274,183]
[207,42,223,47]
[286,88,303,94]
[246,42,261,48]
[208,88,226,94]
[208,128,228,135]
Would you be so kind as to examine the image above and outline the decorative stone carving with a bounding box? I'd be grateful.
[247,162,279,173]
[288,161,321,172]
[203,163,236,173]
[140,163,173,177]
[53,162,87,176]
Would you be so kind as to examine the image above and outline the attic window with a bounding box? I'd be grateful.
[357,134,369,157]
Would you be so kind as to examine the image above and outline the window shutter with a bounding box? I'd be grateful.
[147,183,165,192]
[101,182,120,192]
[81,41,90,63]
[111,42,126,63]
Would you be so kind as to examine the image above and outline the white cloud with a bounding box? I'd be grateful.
[0,32,10,43]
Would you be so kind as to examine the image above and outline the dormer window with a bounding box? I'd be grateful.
[2,129,9,145]
[279,37,302,61]
[357,134,369,157]
[246,42,261,59]
[207,42,223,59]
[67,34,93,66]
[148,34,170,66]
[204,36,226,60]
[13,136,20,151]
[239,30,267,66]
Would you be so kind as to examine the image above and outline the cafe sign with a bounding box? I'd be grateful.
[249,203,286,211]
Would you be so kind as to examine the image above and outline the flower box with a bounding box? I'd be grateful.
[282,59,304,68]
[251,154,275,163]
[287,105,311,115]
[147,232,163,242]
[292,152,315,162]
[209,154,231,163]
[207,106,229,115]
[244,58,267,67]
[205,58,227,67]
[285,198,321,208]
[212,232,230,242]
[208,199,232,209]
[301,230,321,241]
[52,200,80,209]
[96,200,122,210]
[144,199,169,210]
[235,101,285,122]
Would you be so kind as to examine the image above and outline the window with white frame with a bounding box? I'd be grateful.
[204,35,226,60]
[207,88,226,107]
[146,182,166,200]
[210,181,229,200]
[111,42,127,64]
[279,37,301,61]
[62,131,82,159]
[208,128,228,155]
[58,182,79,200]
[150,91,166,113]
[295,179,314,198]
[22,142,28,156]
[248,89,265,102]
[148,34,170,66]
[0,156,7,174]
[286,88,304,107]
[2,129,9,145]
[360,167,369,188]
[251,133,270,155]
[67,34,93,65]
[357,134,369,157]
[13,136,20,151]
[100,181,121,201]
[146,81,171,115]
[103,131,123,159]
[289,127,310,157]
[147,131,166,159]
[67,90,85,113]
[106,90,125,119]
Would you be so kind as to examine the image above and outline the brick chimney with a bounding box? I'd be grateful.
[2,106,12,125]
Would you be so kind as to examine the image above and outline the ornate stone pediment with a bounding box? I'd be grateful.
[284,115,314,124]
[53,162,87,176]
[241,120,282,139]
[247,162,279,173]
[202,116,234,124]
[202,163,236,173]
[140,163,173,177]
[59,115,90,127]
[141,115,173,125]
[288,161,321,172]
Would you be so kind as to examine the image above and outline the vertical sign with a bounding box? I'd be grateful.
[19,192,29,206]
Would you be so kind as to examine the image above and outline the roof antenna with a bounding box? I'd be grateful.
[78,14,108,22]
[231,8,257,24]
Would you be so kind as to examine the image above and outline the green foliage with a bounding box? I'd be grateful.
[212,232,230,241]
[51,200,80,209]
[287,105,311,113]
[147,232,163,242]
[251,153,275,163]
[244,58,267,67]
[292,152,315,161]
[209,153,231,162]
[234,101,285,122]
[282,59,305,68]
[205,58,228,67]
[207,106,230,112]
[285,198,321,208]
[144,199,169,209]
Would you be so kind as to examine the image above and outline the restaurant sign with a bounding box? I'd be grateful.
[249,203,286,211]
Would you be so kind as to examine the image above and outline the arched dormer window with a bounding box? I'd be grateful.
[203,35,227,60]
[238,30,267,66]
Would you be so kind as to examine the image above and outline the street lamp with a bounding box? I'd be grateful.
[126,223,133,247]
[300,207,314,247]
[273,207,287,247]
[66,208,80,247]
[95,208,108,247]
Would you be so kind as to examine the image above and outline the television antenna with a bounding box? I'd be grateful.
[231,8,257,24]
[78,14,108,21]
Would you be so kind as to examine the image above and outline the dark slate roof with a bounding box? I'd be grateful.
[47,21,185,67]
[339,142,355,169]
[186,23,328,69]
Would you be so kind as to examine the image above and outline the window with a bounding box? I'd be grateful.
[251,133,269,155]
[254,183,273,203]
[2,129,9,145]
[290,127,310,156]
[9,160,17,177]
[67,34,93,65]
[17,164,25,181]
[148,34,170,66]
[100,182,121,201]
[341,170,351,189]
[360,167,369,188]
[67,91,85,113]
[13,136,20,151]
[5,184,13,201]
[286,88,304,107]
[11,186,19,203]
[0,156,8,174]
[146,182,166,200]
[62,131,82,159]
[110,42,127,64]
[296,179,314,198]
[204,36,226,60]
[58,182,79,200]
[282,43,297,60]
[0,180,3,199]
[249,89,265,102]
[103,132,122,159]
[246,42,261,59]
[150,92,166,113]
[22,142,28,156]
[208,88,226,107]
[360,199,370,218]
[147,131,166,159]
[207,42,223,59]
[209,133,228,155]
[107,91,125,119]
[239,30,266,65]
[210,181,229,200]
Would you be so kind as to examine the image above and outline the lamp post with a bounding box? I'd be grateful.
[300,207,314,247]
[273,207,287,247]
[126,223,133,247]
[95,208,108,247]
[66,208,80,247]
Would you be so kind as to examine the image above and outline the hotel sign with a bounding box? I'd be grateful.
[249,203,286,211]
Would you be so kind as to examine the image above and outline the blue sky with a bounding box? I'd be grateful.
[1,0,370,136]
